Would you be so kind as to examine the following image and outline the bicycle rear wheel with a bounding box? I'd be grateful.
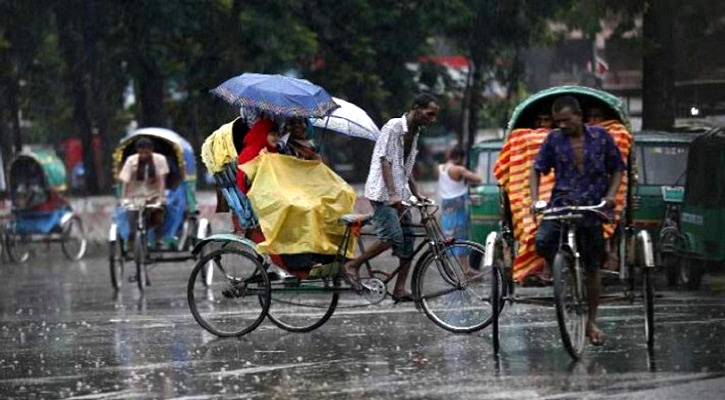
[187,248,270,337]
[6,233,30,264]
[265,278,339,332]
[553,250,587,360]
[415,240,500,333]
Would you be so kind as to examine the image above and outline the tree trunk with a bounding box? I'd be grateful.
[7,77,22,153]
[642,0,675,130]
[137,64,166,127]
[56,5,100,194]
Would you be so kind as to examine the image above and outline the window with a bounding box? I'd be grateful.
[475,151,490,184]
[641,145,689,185]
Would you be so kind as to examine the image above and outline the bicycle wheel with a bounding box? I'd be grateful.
[643,266,655,350]
[6,233,30,264]
[187,248,270,337]
[266,277,339,332]
[61,216,88,261]
[135,230,147,291]
[109,238,125,290]
[415,240,500,333]
[553,250,587,360]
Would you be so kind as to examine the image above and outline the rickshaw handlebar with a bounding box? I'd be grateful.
[535,200,611,222]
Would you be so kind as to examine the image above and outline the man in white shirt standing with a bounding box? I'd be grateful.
[344,93,440,302]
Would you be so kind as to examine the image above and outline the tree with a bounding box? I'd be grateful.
[433,0,570,148]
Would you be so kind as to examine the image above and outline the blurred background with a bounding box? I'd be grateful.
[0,0,723,191]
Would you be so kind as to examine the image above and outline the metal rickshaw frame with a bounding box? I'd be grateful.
[483,85,657,360]
[4,148,87,263]
[108,127,211,292]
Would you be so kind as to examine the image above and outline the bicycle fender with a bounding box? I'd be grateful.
[636,230,655,268]
[191,233,260,255]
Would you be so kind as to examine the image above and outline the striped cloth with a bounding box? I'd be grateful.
[494,121,632,282]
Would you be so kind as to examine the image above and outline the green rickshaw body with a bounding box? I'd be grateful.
[632,132,696,236]
[680,128,725,264]
[9,148,68,193]
[468,140,503,243]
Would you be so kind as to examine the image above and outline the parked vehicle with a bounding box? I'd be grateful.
[665,128,725,290]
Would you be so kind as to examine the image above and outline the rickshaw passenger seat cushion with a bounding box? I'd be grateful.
[339,214,373,226]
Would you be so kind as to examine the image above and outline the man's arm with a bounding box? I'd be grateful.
[530,166,541,213]
[381,159,399,203]
[408,176,421,200]
[604,170,622,208]
[460,166,483,185]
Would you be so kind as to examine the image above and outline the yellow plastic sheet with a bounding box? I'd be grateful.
[241,153,356,257]
[201,118,239,173]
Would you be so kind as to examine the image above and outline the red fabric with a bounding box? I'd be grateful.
[236,118,278,193]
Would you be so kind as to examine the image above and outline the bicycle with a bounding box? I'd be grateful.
[114,198,165,292]
[486,200,656,360]
[187,197,499,337]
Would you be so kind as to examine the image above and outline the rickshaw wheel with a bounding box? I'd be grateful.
[679,258,703,290]
[61,216,87,261]
[553,250,586,360]
[265,275,339,333]
[135,231,148,291]
[414,240,500,333]
[6,233,30,264]
[109,239,125,290]
[187,248,270,337]
[643,266,655,350]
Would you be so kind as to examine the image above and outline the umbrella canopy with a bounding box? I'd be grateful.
[310,97,380,141]
[210,73,339,118]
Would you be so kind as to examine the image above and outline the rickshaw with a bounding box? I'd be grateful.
[186,73,496,337]
[666,127,725,290]
[109,128,211,291]
[4,149,87,263]
[483,85,656,360]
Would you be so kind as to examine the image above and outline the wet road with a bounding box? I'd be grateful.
[1,249,724,399]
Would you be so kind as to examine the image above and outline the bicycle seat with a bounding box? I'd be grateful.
[339,214,373,227]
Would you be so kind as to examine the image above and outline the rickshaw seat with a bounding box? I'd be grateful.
[339,213,373,227]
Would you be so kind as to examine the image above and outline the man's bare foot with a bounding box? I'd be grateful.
[391,290,414,303]
[343,261,362,292]
[586,323,605,346]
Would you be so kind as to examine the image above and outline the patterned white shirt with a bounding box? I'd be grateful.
[364,114,419,203]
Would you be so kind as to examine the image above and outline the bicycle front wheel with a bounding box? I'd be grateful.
[61,216,87,261]
[266,278,339,332]
[187,248,270,337]
[415,240,500,333]
[553,250,587,360]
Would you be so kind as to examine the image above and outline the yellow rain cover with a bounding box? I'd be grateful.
[241,153,356,257]
[201,118,239,173]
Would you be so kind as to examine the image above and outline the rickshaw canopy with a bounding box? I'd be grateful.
[506,85,631,135]
[683,127,725,208]
[10,149,68,192]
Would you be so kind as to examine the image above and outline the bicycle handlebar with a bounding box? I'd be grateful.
[535,200,611,222]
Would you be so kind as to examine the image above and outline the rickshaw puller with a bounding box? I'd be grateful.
[118,138,170,248]
[344,93,440,302]
[530,96,624,346]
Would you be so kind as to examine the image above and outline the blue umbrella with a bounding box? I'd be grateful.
[210,73,339,118]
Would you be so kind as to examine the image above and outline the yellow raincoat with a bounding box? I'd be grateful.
[241,153,356,257]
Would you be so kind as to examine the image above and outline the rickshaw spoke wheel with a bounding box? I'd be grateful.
[6,233,30,264]
[265,275,339,333]
[61,216,87,261]
[415,241,499,333]
[643,266,655,350]
[187,248,270,337]
[109,238,125,290]
[135,231,148,291]
[553,251,586,360]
